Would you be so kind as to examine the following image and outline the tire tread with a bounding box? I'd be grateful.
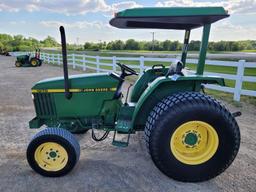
[144,92,240,182]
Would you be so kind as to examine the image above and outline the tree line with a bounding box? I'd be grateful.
[0,34,59,53]
[0,33,255,53]
[84,39,256,52]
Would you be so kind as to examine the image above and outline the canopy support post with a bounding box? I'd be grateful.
[181,30,190,67]
[196,24,211,75]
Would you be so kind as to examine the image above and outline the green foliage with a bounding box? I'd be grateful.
[1,32,255,53]
[84,39,256,52]
[83,42,102,51]
[67,44,84,51]
[124,39,140,50]
[40,36,59,47]
[106,40,125,50]
[189,40,201,51]
[0,33,59,53]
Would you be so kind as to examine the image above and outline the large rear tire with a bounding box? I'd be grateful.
[30,58,39,67]
[145,92,240,182]
[27,128,80,177]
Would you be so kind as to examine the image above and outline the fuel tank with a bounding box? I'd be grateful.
[31,73,120,118]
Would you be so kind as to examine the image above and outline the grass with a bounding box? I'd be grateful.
[185,63,256,90]
[205,89,256,107]
[241,50,256,53]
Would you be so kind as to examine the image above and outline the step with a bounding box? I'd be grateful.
[112,130,130,147]
[115,120,132,133]
[112,140,129,147]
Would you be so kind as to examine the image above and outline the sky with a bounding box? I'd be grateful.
[0,0,256,44]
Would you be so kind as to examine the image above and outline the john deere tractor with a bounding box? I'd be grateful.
[15,49,43,67]
[26,7,241,182]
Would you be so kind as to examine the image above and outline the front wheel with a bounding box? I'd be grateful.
[15,61,21,67]
[145,92,240,182]
[27,128,80,177]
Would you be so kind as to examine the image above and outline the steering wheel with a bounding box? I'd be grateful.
[116,62,138,77]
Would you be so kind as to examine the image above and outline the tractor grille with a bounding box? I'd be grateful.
[33,93,56,117]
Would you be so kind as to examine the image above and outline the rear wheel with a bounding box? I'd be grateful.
[15,61,21,67]
[145,92,240,182]
[30,58,39,67]
[27,128,80,177]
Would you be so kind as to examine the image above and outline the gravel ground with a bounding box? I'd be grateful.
[0,55,255,192]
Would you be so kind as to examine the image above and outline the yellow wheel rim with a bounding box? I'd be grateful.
[34,142,68,171]
[170,121,219,165]
[31,60,37,66]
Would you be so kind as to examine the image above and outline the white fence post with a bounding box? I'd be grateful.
[96,56,100,73]
[41,52,45,60]
[47,53,50,64]
[58,54,60,65]
[83,54,86,71]
[234,60,245,101]
[139,56,144,76]
[113,56,117,72]
[72,54,75,69]
[52,54,54,64]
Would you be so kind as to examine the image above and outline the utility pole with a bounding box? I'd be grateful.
[151,32,155,53]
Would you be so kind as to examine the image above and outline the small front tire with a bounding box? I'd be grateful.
[15,61,21,67]
[27,128,80,177]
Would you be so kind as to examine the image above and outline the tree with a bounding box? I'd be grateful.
[0,34,13,43]
[170,41,181,51]
[0,42,4,52]
[109,40,125,50]
[162,40,171,51]
[84,42,92,50]
[124,39,139,50]
[0,32,255,52]
[189,41,201,51]
[41,36,59,47]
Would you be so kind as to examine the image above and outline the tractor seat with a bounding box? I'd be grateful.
[166,60,184,76]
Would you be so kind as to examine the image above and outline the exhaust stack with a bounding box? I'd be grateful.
[59,26,72,99]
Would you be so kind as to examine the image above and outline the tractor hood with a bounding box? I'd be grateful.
[32,73,120,91]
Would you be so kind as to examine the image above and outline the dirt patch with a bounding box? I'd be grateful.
[0,55,255,192]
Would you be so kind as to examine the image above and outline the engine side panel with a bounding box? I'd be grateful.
[30,73,121,129]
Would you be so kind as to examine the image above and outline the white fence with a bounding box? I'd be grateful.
[11,52,256,101]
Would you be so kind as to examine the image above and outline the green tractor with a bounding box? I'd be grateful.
[27,7,241,182]
[15,49,43,67]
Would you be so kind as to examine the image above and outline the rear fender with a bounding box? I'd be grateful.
[131,75,225,130]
